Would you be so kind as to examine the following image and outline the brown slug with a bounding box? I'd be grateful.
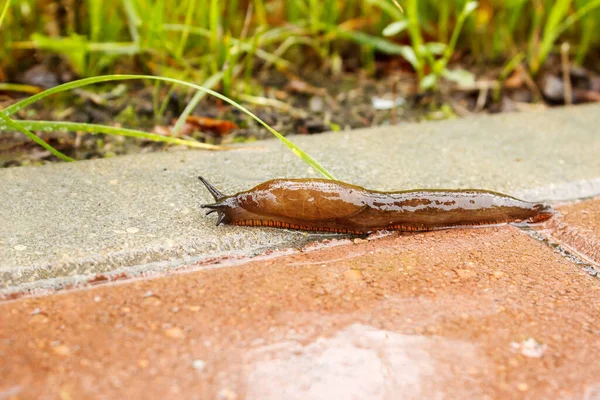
[199,176,554,235]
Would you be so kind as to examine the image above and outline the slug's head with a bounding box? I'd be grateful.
[198,176,237,226]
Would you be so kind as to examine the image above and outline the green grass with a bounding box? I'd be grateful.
[2,0,599,86]
[1,0,600,169]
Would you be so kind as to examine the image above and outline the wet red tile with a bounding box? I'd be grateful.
[1,227,599,399]
[543,197,600,266]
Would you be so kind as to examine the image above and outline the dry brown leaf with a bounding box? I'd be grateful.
[185,116,238,136]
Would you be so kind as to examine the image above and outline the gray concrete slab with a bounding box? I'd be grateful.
[1,104,599,294]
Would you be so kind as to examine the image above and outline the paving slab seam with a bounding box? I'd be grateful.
[0,235,360,301]
[523,228,600,278]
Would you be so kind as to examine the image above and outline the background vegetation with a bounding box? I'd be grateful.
[2,0,600,92]
[1,0,600,168]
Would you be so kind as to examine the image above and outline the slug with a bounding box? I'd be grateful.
[199,176,554,235]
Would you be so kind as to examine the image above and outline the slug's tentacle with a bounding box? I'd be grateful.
[201,206,227,226]
[198,176,226,201]
[198,177,230,226]
[198,177,555,233]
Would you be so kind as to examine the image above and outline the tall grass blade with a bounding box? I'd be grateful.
[172,71,223,135]
[0,0,11,29]
[19,120,224,150]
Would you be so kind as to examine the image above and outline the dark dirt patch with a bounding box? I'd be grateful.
[2,56,600,167]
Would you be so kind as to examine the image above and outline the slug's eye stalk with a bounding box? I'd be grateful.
[198,176,225,201]
[198,176,229,226]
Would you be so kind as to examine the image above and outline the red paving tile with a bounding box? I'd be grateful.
[1,226,600,399]
[543,197,600,266]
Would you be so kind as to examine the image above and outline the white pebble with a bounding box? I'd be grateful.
[192,359,206,371]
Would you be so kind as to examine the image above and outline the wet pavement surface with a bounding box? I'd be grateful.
[2,105,600,399]
[1,218,600,399]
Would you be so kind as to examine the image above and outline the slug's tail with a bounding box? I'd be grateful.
[198,176,226,201]
[527,203,556,224]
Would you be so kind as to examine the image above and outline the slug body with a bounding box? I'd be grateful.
[199,177,554,235]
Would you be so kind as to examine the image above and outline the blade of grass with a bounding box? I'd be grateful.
[0,112,74,161]
[18,120,225,150]
[406,0,425,80]
[209,0,221,74]
[2,74,335,179]
[121,0,141,43]
[172,70,224,135]
[534,0,572,74]
[366,0,403,20]
[175,0,197,58]
[163,24,291,69]
[0,0,11,29]
[575,6,595,64]
[441,1,478,68]
[556,0,600,37]
[254,0,267,26]
[326,25,417,65]
[0,83,42,94]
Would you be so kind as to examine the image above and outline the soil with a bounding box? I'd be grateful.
[1,55,600,168]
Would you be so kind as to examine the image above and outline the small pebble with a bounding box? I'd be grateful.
[164,327,185,339]
[520,338,547,358]
[192,359,206,371]
[126,227,139,234]
[454,268,477,279]
[309,96,324,112]
[343,269,363,281]
[218,388,237,400]
[14,245,27,251]
[517,383,529,391]
[52,345,71,356]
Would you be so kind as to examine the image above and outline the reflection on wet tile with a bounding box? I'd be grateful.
[245,324,489,400]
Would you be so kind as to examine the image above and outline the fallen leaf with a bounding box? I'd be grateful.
[185,116,238,136]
